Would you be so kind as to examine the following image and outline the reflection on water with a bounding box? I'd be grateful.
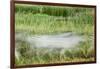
[27,33,85,48]
[16,32,85,48]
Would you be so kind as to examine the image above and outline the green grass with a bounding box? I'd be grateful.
[15,4,95,65]
[15,36,95,65]
[15,12,94,35]
[15,4,93,17]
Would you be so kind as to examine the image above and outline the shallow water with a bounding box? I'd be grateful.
[16,32,94,60]
[16,32,85,49]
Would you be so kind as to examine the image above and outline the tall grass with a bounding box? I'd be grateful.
[15,4,95,65]
[15,4,93,17]
[15,12,94,35]
[15,39,95,65]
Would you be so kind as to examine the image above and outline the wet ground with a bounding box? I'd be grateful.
[15,32,93,60]
[16,32,85,49]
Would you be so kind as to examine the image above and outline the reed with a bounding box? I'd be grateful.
[15,4,95,65]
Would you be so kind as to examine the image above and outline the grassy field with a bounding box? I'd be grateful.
[15,4,95,66]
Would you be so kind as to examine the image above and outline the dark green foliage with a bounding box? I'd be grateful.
[15,4,93,17]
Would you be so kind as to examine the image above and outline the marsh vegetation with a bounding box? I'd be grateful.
[15,4,95,65]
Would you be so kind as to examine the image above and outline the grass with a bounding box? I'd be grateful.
[15,4,92,17]
[15,12,94,35]
[15,4,95,65]
[15,37,95,65]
